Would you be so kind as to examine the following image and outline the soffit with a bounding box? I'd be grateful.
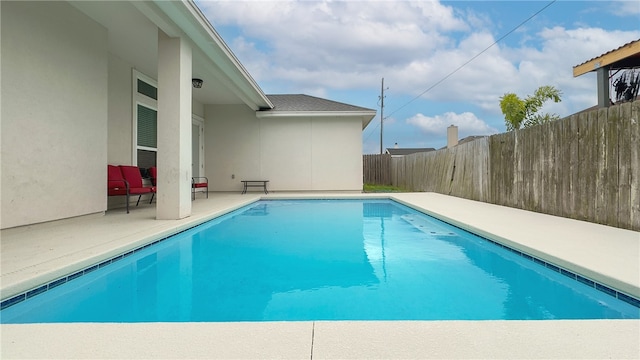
[149,0,272,109]
[69,1,269,107]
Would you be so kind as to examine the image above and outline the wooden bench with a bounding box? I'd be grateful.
[241,180,269,194]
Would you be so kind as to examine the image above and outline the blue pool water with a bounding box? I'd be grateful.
[1,199,638,323]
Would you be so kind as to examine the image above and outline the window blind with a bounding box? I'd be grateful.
[137,105,157,148]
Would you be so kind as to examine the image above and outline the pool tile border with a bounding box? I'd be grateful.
[2,204,640,312]
[1,239,162,311]
[482,237,640,308]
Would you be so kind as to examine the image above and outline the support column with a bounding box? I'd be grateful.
[596,67,610,108]
[156,31,192,220]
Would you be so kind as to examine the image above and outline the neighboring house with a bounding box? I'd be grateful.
[385,148,436,158]
[0,1,376,229]
[438,135,488,150]
[573,39,640,108]
[458,135,488,145]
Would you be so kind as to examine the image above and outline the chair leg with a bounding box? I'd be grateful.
[136,195,142,206]
[126,194,130,214]
[206,186,208,198]
[149,193,154,204]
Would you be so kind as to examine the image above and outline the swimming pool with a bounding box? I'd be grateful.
[1,199,638,322]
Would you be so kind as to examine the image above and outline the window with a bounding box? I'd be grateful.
[133,71,157,169]
[137,79,157,100]
[136,104,157,169]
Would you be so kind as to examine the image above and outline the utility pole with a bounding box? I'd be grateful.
[379,78,385,154]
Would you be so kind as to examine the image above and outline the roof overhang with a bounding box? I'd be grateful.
[573,39,640,77]
[256,110,377,130]
[132,0,273,110]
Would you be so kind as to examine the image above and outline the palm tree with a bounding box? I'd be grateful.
[499,85,562,131]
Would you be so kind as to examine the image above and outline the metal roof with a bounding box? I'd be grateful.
[573,39,640,77]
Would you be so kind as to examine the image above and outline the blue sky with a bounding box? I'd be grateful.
[195,0,640,153]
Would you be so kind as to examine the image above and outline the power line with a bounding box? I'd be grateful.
[364,0,557,144]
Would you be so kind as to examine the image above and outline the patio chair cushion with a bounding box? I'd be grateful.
[119,165,146,189]
[108,165,127,195]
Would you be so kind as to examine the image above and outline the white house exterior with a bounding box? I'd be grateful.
[208,95,374,191]
[0,1,376,229]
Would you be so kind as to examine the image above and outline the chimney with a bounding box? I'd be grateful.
[447,125,458,149]
[394,142,398,149]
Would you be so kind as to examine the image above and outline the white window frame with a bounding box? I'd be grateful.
[132,70,158,166]
[192,115,205,178]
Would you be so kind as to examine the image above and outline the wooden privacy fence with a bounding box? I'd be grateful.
[489,101,639,230]
[391,138,490,202]
[363,154,391,185]
[385,100,639,231]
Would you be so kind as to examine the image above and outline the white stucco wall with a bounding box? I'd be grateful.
[311,117,363,189]
[1,1,108,229]
[105,55,137,211]
[205,105,261,191]
[192,100,205,119]
[205,105,363,192]
[108,54,134,166]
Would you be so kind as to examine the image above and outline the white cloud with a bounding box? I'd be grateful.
[406,112,499,138]
[608,1,640,16]
[199,0,468,88]
[199,0,640,118]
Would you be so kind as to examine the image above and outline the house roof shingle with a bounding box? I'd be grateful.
[264,94,375,112]
[385,148,435,156]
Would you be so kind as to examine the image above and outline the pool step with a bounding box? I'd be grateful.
[400,214,457,237]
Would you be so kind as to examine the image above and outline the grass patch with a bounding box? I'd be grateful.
[363,184,406,193]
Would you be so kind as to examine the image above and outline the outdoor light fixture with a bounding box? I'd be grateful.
[192,78,203,88]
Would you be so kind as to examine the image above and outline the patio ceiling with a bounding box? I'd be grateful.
[70,1,272,110]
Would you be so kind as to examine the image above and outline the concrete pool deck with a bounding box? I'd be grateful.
[1,192,639,358]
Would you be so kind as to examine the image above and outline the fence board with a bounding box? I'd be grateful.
[601,107,619,226]
[618,105,632,229]
[548,119,562,216]
[566,114,580,219]
[591,108,606,225]
[627,102,640,229]
[500,132,516,206]
[576,110,591,221]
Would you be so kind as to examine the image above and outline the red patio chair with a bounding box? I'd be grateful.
[107,165,155,213]
[108,165,130,212]
[148,167,157,186]
[192,176,208,200]
[148,167,157,203]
